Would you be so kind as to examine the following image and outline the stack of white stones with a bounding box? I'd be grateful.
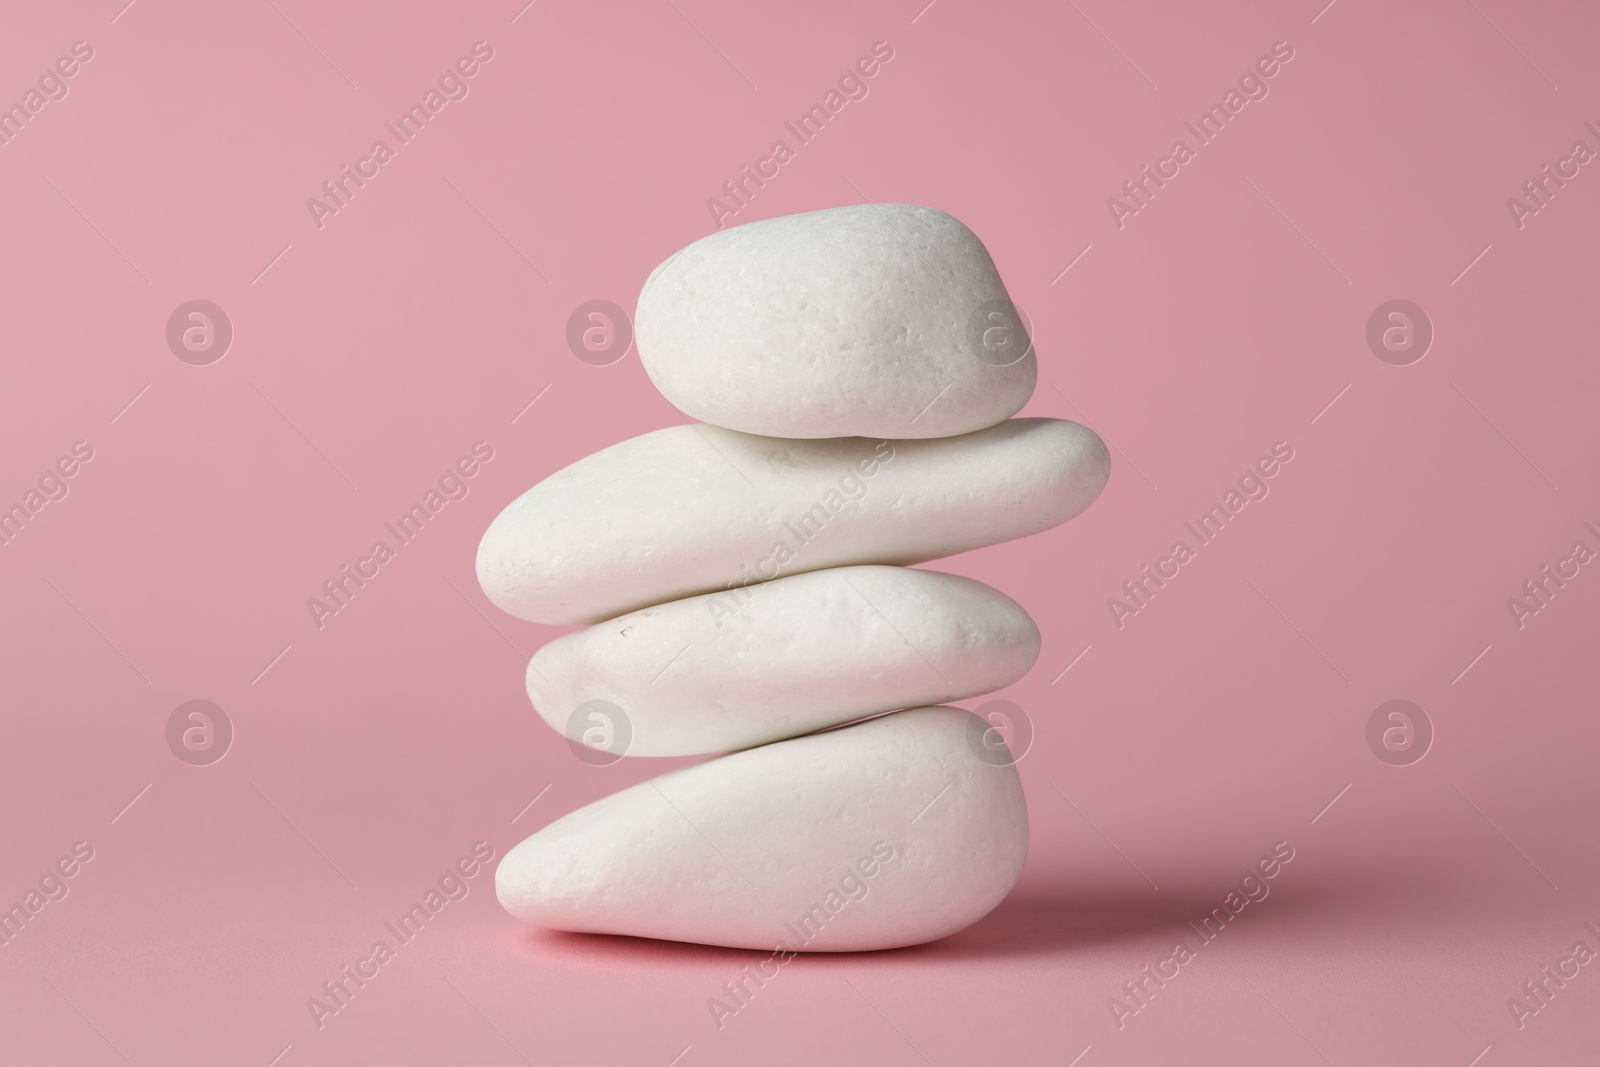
[477,204,1111,952]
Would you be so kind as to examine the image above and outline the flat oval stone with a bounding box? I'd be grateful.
[528,565,1039,756]
[635,203,1037,439]
[496,706,1027,951]
[476,418,1109,624]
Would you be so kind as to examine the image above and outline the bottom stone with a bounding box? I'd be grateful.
[496,706,1028,951]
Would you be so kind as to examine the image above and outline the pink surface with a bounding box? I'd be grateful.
[1,1,1597,1064]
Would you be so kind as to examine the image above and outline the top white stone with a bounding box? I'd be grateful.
[636,203,1036,439]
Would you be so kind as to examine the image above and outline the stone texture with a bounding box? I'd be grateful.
[635,203,1036,439]
[496,706,1028,951]
[476,418,1109,624]
[528,565,1040,756]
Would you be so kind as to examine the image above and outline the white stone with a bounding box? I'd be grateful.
[496,706,1027,951]
[528,565,1039,756]
[635,203,1036,439]
[476,418,1109,624]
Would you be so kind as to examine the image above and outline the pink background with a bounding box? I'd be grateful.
[2,0,1598,1064]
